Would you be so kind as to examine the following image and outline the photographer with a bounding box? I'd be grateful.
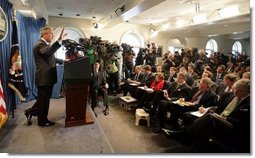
[135,48,145,66]
[144,43,157,67]
[106,53,119,94]
[122,43,135,79]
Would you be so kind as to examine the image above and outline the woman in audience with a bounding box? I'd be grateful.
[145,72,192,116]
[138,73,167,109]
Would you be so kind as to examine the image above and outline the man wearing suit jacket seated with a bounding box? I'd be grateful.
[90,62,109,116]
[153,78,217,133]
[164,79,250,153]
[145,72,192,116]
[121,65,144,97]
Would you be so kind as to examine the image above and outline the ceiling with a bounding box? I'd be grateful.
[9,0,251,38]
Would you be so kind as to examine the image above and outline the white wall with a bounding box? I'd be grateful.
[49,16,250,58]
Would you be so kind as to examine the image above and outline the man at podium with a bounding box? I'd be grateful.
[24,26,66,127]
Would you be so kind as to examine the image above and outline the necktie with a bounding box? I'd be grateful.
[220,97,240,117]
[135,73,139,80]
[168,75,172,82]
[175,83,180,91]
[191,91,202,103]
[95,71,99,87]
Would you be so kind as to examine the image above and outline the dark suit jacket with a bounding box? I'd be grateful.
[130,72,144,83]
[195,89,218,108]
[216,81,228,97]
[142,72,155,87]
[167,81,192,101]
[214,92,235,114]
[164,73,177,83]
[33,39,62,86]
[217,96,250,130]
[186,95,250,152]
[90,71,107,89]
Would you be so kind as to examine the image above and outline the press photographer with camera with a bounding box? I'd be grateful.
[144,42,157,67]
[121,43,135,79]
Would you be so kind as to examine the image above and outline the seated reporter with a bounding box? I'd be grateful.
[163,79,250,153]
[134,65,155,99]
[153,78,218,132]
[145,72,192,115]
[138,73,167,109]
[121,65,144,96]
[90,62,109,116]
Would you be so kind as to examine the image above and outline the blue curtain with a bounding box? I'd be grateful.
[0,0,46,113]
[0,0,14,112]
[16,12,46,101]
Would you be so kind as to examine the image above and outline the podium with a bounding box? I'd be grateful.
[64,57,93,127]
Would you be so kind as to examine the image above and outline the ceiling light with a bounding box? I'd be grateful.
[218,5,240,18]
[192,14,207,24]
[178,0,196,4]
[149,28,158,37]
[161,23,170,31]
[176,19,185,28]
[93,22,104,30]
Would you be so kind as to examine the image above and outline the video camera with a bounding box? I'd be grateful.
[62,39,84,51]
[121,43,135,55]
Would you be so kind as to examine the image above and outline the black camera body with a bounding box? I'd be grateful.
[62,39,84,51]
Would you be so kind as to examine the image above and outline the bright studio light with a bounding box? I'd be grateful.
[192,14,207,24]
[218,5,240,18]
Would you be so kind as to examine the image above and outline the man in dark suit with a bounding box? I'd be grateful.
[213,65,226,83]
[146,72,192,115]
[164,79,250,153]
[134,65,155,99]
[90,62,109,116]
[121,65,144,97]
[153,78,217,132]
[24,26,66,126]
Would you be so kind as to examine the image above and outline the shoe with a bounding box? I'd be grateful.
[46,120,55,126]
[162,128,182,138]
[24,110,32,126]
[143,107,151,113]
[38,120,55,127]
[153,127,162,133]
[103,107,109,116]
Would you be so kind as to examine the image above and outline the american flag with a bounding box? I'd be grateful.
[0,77,8,129]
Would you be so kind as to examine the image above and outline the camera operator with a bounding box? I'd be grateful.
[106,53,119,95]
[144,42,157,67]
[63,39,84,60]
[122,43,135,79]
[162,51,175,75]
[135,48,145,66]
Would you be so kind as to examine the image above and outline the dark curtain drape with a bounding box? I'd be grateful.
[0,0,46,114]
[0,0,14,112]
[16,12,46,101]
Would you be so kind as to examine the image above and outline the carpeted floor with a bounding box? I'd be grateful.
[0,94,182,154]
